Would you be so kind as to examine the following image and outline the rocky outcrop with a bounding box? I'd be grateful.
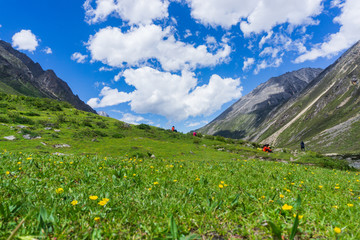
[0,40,96,113]
[198,68,322,139]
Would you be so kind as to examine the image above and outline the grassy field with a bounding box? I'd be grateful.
[1,93,359,239]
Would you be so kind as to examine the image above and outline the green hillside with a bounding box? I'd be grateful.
[1,93,359,239]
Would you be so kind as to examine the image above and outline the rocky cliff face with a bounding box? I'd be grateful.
[0,40,96,113]
[198,68,322,139]
[250,41,360,154]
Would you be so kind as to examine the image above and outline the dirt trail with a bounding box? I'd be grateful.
[265,81,336,145]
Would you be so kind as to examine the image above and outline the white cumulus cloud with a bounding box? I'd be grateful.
[87,25,231,71]
[12,30,39,52]
[71,52,88,63]
[185,0,323,35]
[119,113,148,125]
[43,47,52,54]
[242,57,255,71]
[295,0,360,63]
[87,67,242,121]
[84,0,169,25]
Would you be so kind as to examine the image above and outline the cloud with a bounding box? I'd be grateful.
[84,0,169,25]
[12,30,39,52]
[254,58,283,75]
[295,0,360,63]
[87,86,132,108]
[87,25,231,71]
[119,113,147,125]
[99,66,113,71]
[71,52,88,63]
[43,47,52,54]
[185,0,323,35]
[242,57,255,71]
[88,67,242,121]
[185,120,209,128]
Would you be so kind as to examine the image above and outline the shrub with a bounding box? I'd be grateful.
[82,119,93,128]
[112,133,125,138]
[0,103,9,108]
[96,121,107,128]
[8,112,35,125]
[204,135,215,140]
[215,135,226,142]
[137,124,151,130]
[22,111,41,117]
[193,138,201,144]
[0,115,9,123]
[75,129,108,138]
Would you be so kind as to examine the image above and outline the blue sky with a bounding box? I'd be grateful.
[1,0,359,132]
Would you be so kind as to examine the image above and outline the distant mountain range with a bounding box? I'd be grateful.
[199,67,323,138]
[0,40,96,113]
[200,41,360,154]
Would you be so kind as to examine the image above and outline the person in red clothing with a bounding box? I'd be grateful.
[262,144,272,153]
[171,126,177,132]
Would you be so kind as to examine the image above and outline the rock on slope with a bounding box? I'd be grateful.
[198,68,322,139]
[0,40,96,113]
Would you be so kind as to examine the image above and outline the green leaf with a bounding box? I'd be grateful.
[267,221,282,240]
[170,215,179,240]
[289,214,300,240]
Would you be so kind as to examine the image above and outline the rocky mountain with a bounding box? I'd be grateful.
[250,40,360,154]
[0,40,96,113]
[198,67,322,139]
[97,111,110,117]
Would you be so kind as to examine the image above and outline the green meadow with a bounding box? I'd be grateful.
[1,93,359,239]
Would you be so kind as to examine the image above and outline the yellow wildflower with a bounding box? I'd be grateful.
[17,162,21,165]
[173,180,177,182]
[218,184,224,188]
[347,203,354,207]
[98,200,107,206]
[334,227,341,234]
[195,177,200,181]
[293,214,304,219]
[71,200,78,206]
[153,182,159,185]
[6,171,10,175]
[148,188,152,191]
[89,196,98,200]
[282,204,293,210]
[94,217,100,221]
[280,194,285,198]
[332,205,338,209]
[133,174,136,176]
[319,185,323,189]
[56,188,64,194]
[26,157,32,160]
[220,181,225,184]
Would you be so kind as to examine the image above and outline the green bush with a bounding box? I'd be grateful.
[137,123,151,130]
[112,133,125,138]
[22,111,41,117]
[215,135,226,142]
[8,112,35,125]
[96,121,107,128]
[0,115,9,123]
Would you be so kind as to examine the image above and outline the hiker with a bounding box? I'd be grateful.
[301,141,305,151]
[193,131,197,137]
[171,126,177,132]
[263,144,272,153]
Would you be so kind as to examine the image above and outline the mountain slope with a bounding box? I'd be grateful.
[0,40,96,113]
[198,68,322,138]
[252,41,360,154]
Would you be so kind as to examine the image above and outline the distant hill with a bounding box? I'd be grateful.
[198,68,322,139]
[0,40,96,113]
[200,41,360,154]
[251,40,360,154]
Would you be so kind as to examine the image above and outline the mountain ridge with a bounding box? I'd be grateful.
[0,40,96,113]
[198,67,323,139]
